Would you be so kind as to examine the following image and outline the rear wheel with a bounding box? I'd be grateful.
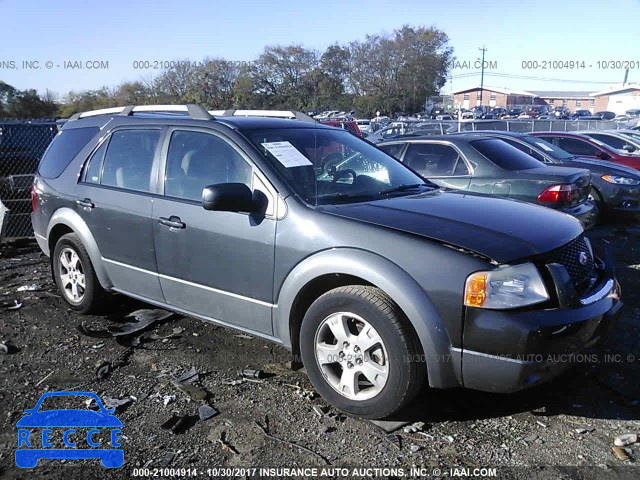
[52,233,106,314]
[300,286,425,419]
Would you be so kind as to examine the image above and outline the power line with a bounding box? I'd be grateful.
[448,71,617,84]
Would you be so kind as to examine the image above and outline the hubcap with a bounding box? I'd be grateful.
[314,312,389,401]
[58,247,86,304]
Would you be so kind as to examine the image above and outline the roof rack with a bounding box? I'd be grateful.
[68,104,212,121]
[208,109,315,123]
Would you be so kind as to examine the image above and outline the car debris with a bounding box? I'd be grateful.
[0,341,18,355]
[163,395,176,406]
[403,422,426,434]
[410,444,421,453]
[313,405,329,417]
[614,433,638,447]
[16,284,41,292]
[198,404,218,421]
[234,333,253,340]
[108,309,175,337]
[161,414,197,434]
[149,327,184,341]
[1,299,22,310]
[95,361,112,380]
[160,450,179,467]
[536,421,548,428]
[173,367,208,401]
[386,434,402,450]
[612,446,632,461]
[100,396,134,412]
[238,369,263,379]
[175,366,199,384]
[575,427,596,434]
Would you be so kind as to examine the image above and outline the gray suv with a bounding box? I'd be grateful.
[32,105,622,418]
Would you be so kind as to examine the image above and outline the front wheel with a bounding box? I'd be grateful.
[300,286,425,419]
[52,233,106,314]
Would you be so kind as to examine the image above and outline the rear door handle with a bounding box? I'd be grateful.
[76,198,94,209]
[158,216,186,229]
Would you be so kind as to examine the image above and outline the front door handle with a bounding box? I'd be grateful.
[76,198,94,209]
[158,216,186,229]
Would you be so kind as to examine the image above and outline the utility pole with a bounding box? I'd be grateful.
[479,46,487,107]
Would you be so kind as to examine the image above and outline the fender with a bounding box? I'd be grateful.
[47,208,113,290]
[273,248,460,389]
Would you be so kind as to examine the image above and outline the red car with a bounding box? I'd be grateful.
[531,132,640,171]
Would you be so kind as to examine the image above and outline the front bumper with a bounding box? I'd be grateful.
[602,184,640,214]
[459,273,622,393]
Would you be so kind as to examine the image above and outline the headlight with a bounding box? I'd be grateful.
[464,263,549,309]
[601,175,640,186]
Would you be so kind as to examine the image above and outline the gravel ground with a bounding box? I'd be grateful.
[1,221,639,480]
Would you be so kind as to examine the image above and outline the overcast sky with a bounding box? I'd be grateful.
[1,0,638,98]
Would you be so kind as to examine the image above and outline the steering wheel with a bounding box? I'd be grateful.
[320,152,345,174]
[331,169,357,183]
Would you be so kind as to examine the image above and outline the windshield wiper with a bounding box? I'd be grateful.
[378,183,432,195]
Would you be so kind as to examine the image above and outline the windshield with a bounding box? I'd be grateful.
[521,135,574,159]
[243,127,430,205]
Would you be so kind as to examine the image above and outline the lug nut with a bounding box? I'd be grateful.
[354,346,360,353]
[343,341,349,348]
[356,358,363,365]
[338,352,345,359]
[347,362,354,369]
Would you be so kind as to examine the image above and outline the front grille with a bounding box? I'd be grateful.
[543,235,596,293]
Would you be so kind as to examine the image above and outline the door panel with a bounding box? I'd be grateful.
[76,128,163,301]
[153,129,276,334]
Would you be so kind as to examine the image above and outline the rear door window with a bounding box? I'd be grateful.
[556,137,600,156]
[502,138,548,163]
[38,127,99,178]
[403,143,466,177]
[470,138,544,170]
[100,129,162,192]
[378,143,405,159]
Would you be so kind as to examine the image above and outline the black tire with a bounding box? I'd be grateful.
[52,233,107,314]
[300,286,425,419]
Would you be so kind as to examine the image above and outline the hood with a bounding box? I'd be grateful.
[567,156,640,177]
[16,409,122,427]
[319,190,583,264]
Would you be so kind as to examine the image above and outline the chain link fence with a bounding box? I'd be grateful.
[0,120,58,239]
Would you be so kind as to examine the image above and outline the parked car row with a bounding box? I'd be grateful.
[363,127,640,224]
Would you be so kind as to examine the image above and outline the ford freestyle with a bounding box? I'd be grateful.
[31,105,622,418]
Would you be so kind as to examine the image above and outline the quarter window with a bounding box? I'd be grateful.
[100,129,161,192]
[164,130,252,202]
[83,139,109,184]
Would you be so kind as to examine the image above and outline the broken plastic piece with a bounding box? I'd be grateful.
[108,309,174,337]
[163,395,176,406]
[161,414,197,434]
[238,369,263,379]
[102,396,133,412]
[17,284,41,292]
[96,361,112,380]
[198,404,219,421]
[1,299,22,310]
[175,367,199,385]
[160,450,177,467]
[614,433,638,447]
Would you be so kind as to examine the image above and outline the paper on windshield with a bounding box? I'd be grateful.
[261,141,313,168]
[534,141,554,152]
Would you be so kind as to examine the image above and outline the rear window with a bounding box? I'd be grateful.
[38,127,99,178]
[470,138,545,170]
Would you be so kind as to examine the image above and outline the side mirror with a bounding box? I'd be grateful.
[202,183,258,213]
[623,144,636,153]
